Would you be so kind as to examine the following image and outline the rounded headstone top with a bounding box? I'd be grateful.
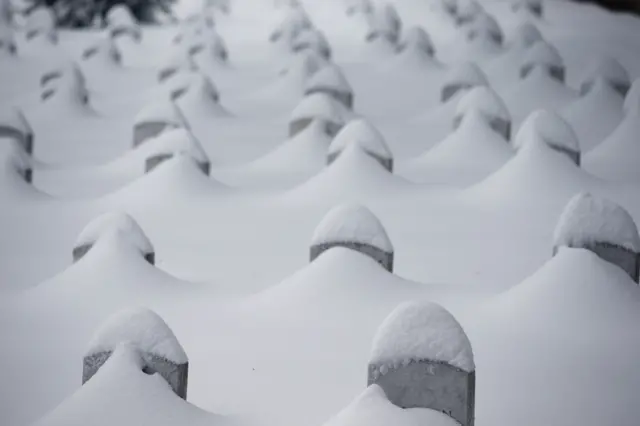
[311,203,393,252]
[443,61,489,87]
[510,21,543,49]
[304,64,352,96]
[521,40,563,70]
[580,56,629,89]
[107,4,138,28]
[370,300,475,372]
[329,119,392,160]
[454,85,510,123]
[134,98,186,127]
[75,211,154,255]
[26,7,57,40]
[290,92,348,126]
[145,127,209,165]
[514,109,579,153]
[86,307,188,364]
[623,78,640,114]
[554,192,640,253]
[399,26,434,55]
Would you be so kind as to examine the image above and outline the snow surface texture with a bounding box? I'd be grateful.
[86,307,188,364]
[369,300,475,372]
[311,204,393,252]
[2,0,640,426]
[553,192,640,253]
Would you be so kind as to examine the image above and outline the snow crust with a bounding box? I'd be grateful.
[311,203,393,252]
[328,119,392,159]
[514,109,579,153]
[86,307,188,363]
[370,300,475,372]
[75,211,154,255]
[554,192,640,252]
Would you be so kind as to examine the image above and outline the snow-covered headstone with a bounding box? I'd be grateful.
[0,106,34,154]
[0,139,32,183]
[514,109,580,165]
[310,204,394,271]
[144,127,210,175]
[328,119,393,171]
[509,22,543,50]
[25,7,57,44]
[132,99,187,147]
[40,64,91,109]
[269,8,312,44]
[440,62,488,103]
[289,92,348,138]
[368,301,475,426]
[579,56,630,98]
[83,307,188,399]
[81,37,121,66]
[398,26,435,57]
[464,12,503,45]
[346,0,373,16]
[303,64,353,109]
[455,0,483,26]
[453,86,511,140]
[511,0,543,18]
[553,192,640,282]
[365,2,401,44]
[72,212,155,263]
[520,40,565,83]
[291,29,332,59]
[157,49,198,83]
[106,5,141,42]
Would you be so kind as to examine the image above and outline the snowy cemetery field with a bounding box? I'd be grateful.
[1,0,640,425]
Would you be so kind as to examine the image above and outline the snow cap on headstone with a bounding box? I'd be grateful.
[328,119,392,163]
[311,203,393,253]
[520,40,564,81]
[441,62,488,102]
[107,4,141,41]
[304,63,353,107]
[553,192,640,253]
[270,8,312,43]
[75,211,154,257]
[464,12,503,44]
[144,127,210,174]
[366,2,401,43]
[623,78,640,115]
[25,7,57,43]
[510,21,543,49]
[398,26,434,56]
[291,28,331,59]
[81,37,121,66]
[514,109,579,156]
[453,86,510,128]
[86,307,187,364]
[0,105,34,153]
[579,56,630,97]
[370,300,475,372]
[290,92,348,130]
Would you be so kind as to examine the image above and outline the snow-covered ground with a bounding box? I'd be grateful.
[1,0,640,425]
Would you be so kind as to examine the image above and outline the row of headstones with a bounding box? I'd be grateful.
[75,190,639,426]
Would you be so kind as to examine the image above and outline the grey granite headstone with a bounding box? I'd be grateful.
[133,122,173,147]
[553,242,639,282]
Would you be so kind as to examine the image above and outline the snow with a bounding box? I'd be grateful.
[520,40,563,74]
[311,203,393,252]
[290,92,350,126]
[0,104,32,136]
[369,300,475,372]
[579,56,630,92]
[86,307,188,363]
[509,22,543,49]
[134,98,187,128]
[623,77,640,114]
[75,211,154,255]
[144,127,209,165]
[399,26,434,56]
[328,119,392,160]
[453,85,510,125]
[553,192,640,252]
[305,64,352,97]
[514,109,579,153]
[443,61,488,89]
[321,384,460,426]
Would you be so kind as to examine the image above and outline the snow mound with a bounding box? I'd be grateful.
[86,307,187,363]
[553,192,640,252]
[511,0,543,17]
[25,7,57,43]
[157,49,198,83]
[143,127,209,171]
[464,12,503,44]
[75,211,153,253]
[453,85,510,127]
[304,64,353,103]
[290,92,350,136]
[321,384,460,426]
[329,119,392,161]
[366,2,401,43]
[398,26,435,57]
[514,109,579,154]
[456,0,483,24]
[441,62,488,102]
[370,300,474,372]
[520,40,564,81]
[176,73,230,118]
[509,21,543,50]
[291,28,332,59]
[277,49,328,95]
[270,8,312,44]
[39,63,91,110]
[311,203,393,252]
[623,78,640,114]
[579,56,630,96]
